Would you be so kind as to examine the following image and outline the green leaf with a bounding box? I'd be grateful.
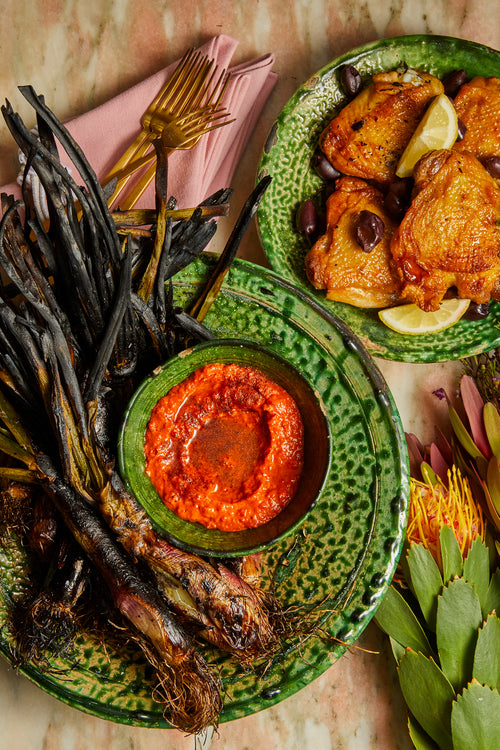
[406,544,443,631]
[473,613,500,689]
[421,461,441,486]
[463,537,490,617]
[483,402,500,461]
[451,680,500,750]
[390,636,405,663]
[397,649,455,750]
[486,456,500,515]
[399,541,412,589]
[374,585,433,657]
[408,715,440,750]
[485,567,500,615]
[486,529,497,568]
[440,524,463,583]
[449,406,488,477]
[436,578,483,691]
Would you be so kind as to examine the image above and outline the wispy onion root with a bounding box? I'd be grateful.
[38,455,223,730]
[99,477,285,665]
[0,481,33,545]
[142,643,222,734]
[7,588,82,668]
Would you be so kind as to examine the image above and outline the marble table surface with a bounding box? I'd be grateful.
[0,1,497,748]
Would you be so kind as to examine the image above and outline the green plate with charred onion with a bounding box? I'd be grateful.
[256,35,500,363]
[0,85,407,732]
[0,251,409,727]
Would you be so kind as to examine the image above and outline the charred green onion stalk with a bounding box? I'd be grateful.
[0,85,275,733]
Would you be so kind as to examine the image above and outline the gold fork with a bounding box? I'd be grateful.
[112,105,233,210]
[103,48,232,209]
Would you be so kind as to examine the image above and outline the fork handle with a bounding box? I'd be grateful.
[105,151,158,207]
[117,161,157,210]
[103,129,153,183]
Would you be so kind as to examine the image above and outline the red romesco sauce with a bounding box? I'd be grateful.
[144,362,304,531]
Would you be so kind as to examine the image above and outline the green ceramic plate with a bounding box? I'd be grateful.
[0,254,409,727]
[257,35,500,363]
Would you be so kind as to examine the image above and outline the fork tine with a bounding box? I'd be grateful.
[197,67,230,109]
[103,47,233,209]
[148,47,199,113]
[151,51,210,118]
[164,57,215,116]
[147,103,230,135]
[172,113,235,141]
[170,114,235,148]
[162,54,228,117]
[107,102,232,206]
[109,105,230,184]
[117,113,234,211]
[104,48,205,182]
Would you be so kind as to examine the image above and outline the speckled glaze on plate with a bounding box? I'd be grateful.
[0,254,409,727]
[257,35,500,363]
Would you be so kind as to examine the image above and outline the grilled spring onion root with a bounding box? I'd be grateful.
[0,86,276,732]
[39,454,223,735]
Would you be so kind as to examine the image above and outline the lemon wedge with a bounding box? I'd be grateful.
[378,298,470,335]
[396,93,459,178]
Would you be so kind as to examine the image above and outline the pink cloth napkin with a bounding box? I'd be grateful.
[3,35,276,210]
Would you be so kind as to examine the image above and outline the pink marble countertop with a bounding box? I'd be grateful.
[0,2,497,748]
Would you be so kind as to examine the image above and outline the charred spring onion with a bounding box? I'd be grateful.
[0,86,278,733]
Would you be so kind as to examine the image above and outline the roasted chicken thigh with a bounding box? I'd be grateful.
[305,177,401,307]
[453,76,500,160]
[320,68,444,186]
[307,69,500,317]
[390,149,500,311]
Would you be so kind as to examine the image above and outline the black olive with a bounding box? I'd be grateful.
[296,199,317,235]
[464,301,491,320]
[384,178,412,218]
[355,210,384,252]
[323,181,337,201]
[387,177,413,199]
[442,69,467,98]
[315,211,327,236]
[341,65,362,98]
[384,191,405,218]
[456,118,467,141]
[480,156,500,179]
[312,151,342,181]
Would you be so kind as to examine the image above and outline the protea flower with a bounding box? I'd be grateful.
[376,437,500,748]
[406,467,486,571]
[407,372,500,554]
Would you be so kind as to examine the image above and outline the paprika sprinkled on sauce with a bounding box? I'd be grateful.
[144,362,304,531]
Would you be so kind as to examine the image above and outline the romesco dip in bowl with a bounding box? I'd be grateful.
[144,361,304,532]
[118,339,331,557]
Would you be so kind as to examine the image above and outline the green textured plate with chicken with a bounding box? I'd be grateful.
[256,35,500,363]
[0,253,409,727]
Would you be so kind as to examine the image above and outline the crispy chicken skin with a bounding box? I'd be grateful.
[453,76,500,159]
[305,177,402,308]
[320,68,444,186]
[391,149,500,311]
